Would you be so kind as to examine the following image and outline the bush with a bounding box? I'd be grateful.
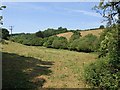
[35,31,44,38]
[1,28,10,40]
[69,31,81,42]
[25,38,44,46]
[84,57,120,89]
[78,34,98,52]
[68,39,79,51]
[52,37,68,49]
[68,34,98,52]
[98,26,118,58]
[11,34,44,46]
[99,25,105,29]
[43,36,58,48]
[42,27,68,37]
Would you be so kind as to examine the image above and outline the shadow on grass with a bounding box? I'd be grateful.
[2,52,54,89]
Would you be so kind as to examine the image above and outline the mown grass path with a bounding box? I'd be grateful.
[2,41,97,88]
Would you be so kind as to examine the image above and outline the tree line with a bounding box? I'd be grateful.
[9,30,99,53]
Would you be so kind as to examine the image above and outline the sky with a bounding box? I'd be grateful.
[2,2,105,33]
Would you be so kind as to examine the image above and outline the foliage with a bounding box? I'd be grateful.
[84,1,120,89]
[68,34,98,52]
[52,37,68,49]
[0,5,6,25]
[84,57,120,89]
[11,34,44,46]
[78,34,98,52]
[107,25,120,69]
[94,1,120,26]
[69,31,81,42]
[98,25,120,67]
[68,39,79,51]
[98,27,113,57]
[42,27,68,37]
[43,36,58,48]
[99,25,105,29]
[35,30,44,38]
[1,28,10,40]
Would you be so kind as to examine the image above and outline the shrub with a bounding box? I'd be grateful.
[42,27,68,37]
[35,31,44,38]
[99,25,105,29]
[68,34,98,52]
[84,57,120,89]
[52,37,68,49]
[68,39,79,51]
[69,31,81,42]
[98,26,118,58]
[43,36,58,48]
[80,34,98,52]
[1,28,10,40]
[11,34,44,46]
[26,38,44,46]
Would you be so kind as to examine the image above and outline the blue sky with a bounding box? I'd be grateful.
[3,2,104,33]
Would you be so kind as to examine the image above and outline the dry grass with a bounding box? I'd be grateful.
[2,41,97,88]
[80,29,103,37]
[56,29,103,40]
[57,32,73,40]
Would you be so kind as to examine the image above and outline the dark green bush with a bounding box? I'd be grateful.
[35,31,44,38]
[1,28,10,40]
[99,25,105,29]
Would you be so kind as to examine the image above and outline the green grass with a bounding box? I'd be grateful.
[1,41,97,88]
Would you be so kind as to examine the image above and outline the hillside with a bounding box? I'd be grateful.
[80,29,103,37]
[2,41,97,88]
[56,32,73,40]
[57,29,104,40]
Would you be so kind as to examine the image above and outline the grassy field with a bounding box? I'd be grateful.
[2,41,98,89]
[57,29,103,40]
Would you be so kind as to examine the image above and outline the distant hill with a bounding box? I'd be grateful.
[57,29,104,40]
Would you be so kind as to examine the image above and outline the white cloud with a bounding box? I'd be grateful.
[64,8,101,17]
[74,10,101,17]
